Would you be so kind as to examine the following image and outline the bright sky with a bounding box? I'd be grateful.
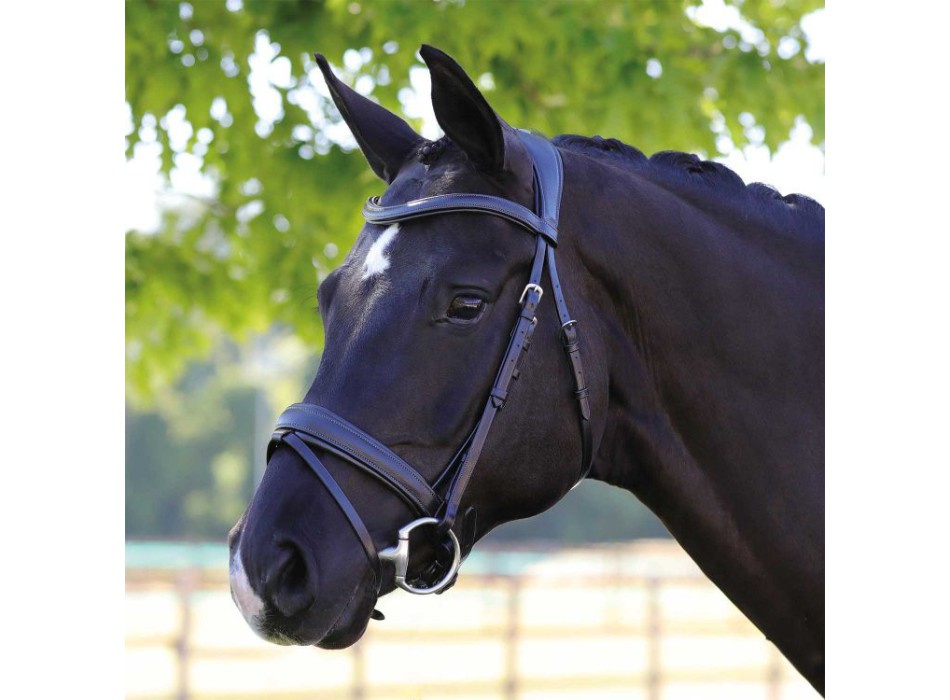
[125,3,825,233]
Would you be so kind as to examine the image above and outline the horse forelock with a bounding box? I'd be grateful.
[417,137,451,165]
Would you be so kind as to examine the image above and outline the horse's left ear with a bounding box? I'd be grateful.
[420,45,511,173]
[314,53,423,183]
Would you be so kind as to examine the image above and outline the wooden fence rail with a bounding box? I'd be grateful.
[126,562,813,700]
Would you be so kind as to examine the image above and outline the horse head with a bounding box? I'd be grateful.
[228,46,600,649]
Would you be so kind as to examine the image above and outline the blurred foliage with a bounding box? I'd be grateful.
[125,0,822,540]
[126,0,824,400]
[126,334,318,537]
[126,360,258,537]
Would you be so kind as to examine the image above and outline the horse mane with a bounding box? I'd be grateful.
[551,134,825,222]
[415,133,824,225]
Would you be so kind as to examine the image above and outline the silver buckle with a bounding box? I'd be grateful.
[378,517,462,595]
[519,283,544,305]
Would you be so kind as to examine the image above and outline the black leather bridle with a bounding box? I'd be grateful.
[268,131,591,594]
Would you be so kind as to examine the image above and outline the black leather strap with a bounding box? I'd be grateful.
[519,129,563,232]
[271,404,441,516]
[363,193,558,246]
[279,433,381,580]
[544,246,593,478]
[440,248,547,532]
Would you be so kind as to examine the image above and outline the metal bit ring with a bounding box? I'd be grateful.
[378,517,461,595]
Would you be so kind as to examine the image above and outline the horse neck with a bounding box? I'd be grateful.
[558,148,825,686]
[562,152,824,487]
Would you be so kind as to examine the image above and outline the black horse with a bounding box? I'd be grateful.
[229,46,824,693]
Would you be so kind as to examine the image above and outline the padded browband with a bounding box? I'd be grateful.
[363,193,558,246]
[362,129,563,246]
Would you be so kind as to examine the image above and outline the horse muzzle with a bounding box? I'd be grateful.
[228,529,381,648]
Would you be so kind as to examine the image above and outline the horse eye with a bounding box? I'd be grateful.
[446,295,486,322]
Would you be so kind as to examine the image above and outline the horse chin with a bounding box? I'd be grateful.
[315,617,371,649]
[254,593,375,649]
[313,592,376,649]
[247,565,378,649]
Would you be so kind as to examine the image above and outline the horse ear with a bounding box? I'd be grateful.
[314,53,423,183]
[419,45,507,173]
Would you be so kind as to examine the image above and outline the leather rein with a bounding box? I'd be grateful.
[268,131,591,595]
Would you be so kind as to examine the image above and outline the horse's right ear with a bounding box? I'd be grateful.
[419,45,507,173]
[314,54,423,183]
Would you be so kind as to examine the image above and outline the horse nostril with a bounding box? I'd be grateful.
[264,541,316,618]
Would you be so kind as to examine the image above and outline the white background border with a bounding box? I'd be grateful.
[4,3,947,696]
